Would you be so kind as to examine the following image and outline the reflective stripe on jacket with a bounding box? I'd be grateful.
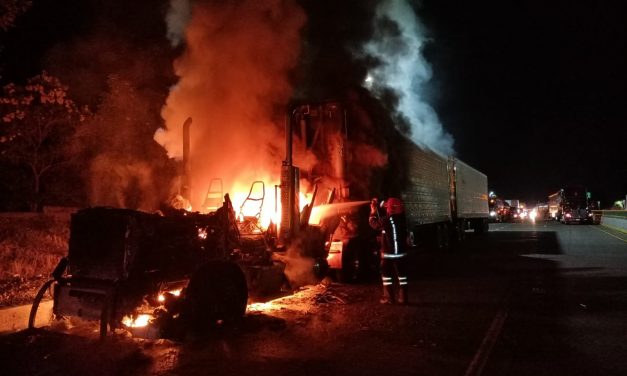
[369,213,408,259]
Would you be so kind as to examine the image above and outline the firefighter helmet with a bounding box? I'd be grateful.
[384,197,404,215]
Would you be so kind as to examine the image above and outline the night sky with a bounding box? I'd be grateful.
[419,1,626,206]
[1,0,625,207]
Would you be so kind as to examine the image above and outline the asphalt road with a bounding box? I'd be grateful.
[1,220,626,376]
[480,220,627,376]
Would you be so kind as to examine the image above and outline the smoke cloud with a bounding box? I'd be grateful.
[156,0,452,206]
[363,0,454,156]
[89,155,159,210]
[280,244,318,288]
[165,0,191,47]
[156,0,306,209]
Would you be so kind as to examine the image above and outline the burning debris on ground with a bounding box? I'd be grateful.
[1,279,414,374]
[246,282,335,315]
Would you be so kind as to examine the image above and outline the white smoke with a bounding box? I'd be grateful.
[363,0,454,156]
[166,0,191,47]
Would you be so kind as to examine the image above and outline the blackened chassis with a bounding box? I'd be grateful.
[29,195,288,338]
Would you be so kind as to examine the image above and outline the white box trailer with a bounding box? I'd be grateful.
[399,137,489,248]
[450,158,490,232]
[402,144,452,226]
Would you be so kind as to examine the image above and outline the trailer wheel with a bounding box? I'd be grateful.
[453,220,466,243]
[184,261,248,333]
[442,224,453,249]
[438,224,450,249]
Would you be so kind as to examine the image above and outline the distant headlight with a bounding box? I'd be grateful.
[588,213,593,217]
[565,213,572,218]
[490,211,496,217]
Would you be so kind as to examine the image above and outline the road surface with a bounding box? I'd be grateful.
[1,220,625,375]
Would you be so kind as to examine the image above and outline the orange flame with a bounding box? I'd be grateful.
[122,314,151,328]
[155,1,307,217]
[216,181,314,231]
[157,289,182,303]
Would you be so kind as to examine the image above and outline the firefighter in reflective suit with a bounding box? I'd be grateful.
[369,197,409,304]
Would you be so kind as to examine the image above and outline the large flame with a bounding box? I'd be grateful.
[155,1,307,213]
[229,181,313,230]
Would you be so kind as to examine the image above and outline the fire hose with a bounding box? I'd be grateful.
[28,257,67,330]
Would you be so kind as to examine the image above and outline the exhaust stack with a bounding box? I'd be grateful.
[280,109,301,244]
[182,117,192,204]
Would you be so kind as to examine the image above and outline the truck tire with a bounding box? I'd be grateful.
[184,261,248,333]
[436,224,450,249]
[335,237,378,283]
[453,220,466,243]
[336,242,360,283]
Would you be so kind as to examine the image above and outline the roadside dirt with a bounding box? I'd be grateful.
[0,281,441,376]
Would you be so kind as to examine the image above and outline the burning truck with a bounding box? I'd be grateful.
[29,99,489,338]
[28,106,330,338]
[290,101,490,281]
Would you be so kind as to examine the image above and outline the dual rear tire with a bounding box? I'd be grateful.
[183,261,248,333]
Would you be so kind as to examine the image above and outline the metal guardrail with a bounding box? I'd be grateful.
[596,210,627,231]
[599,210,627,218]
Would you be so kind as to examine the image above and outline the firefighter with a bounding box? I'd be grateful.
[369,197,409,304]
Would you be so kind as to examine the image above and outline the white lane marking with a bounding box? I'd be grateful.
[593,226,627,244]
[464,308,509,376]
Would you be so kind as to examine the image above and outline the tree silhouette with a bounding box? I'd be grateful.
[74,74,173,210]
[0,71,86,211]
[0,0,31,31]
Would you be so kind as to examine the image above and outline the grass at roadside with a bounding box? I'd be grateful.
[0,213,70,281]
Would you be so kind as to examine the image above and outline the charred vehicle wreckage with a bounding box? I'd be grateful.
[29,192,328,339]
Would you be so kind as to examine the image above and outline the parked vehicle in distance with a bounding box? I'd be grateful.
[501,206,520,222]
[518,208,528,221]
[561,185,594,224]
[488,194,506,222]
[549,185,595,224]
[548,191,563,220]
